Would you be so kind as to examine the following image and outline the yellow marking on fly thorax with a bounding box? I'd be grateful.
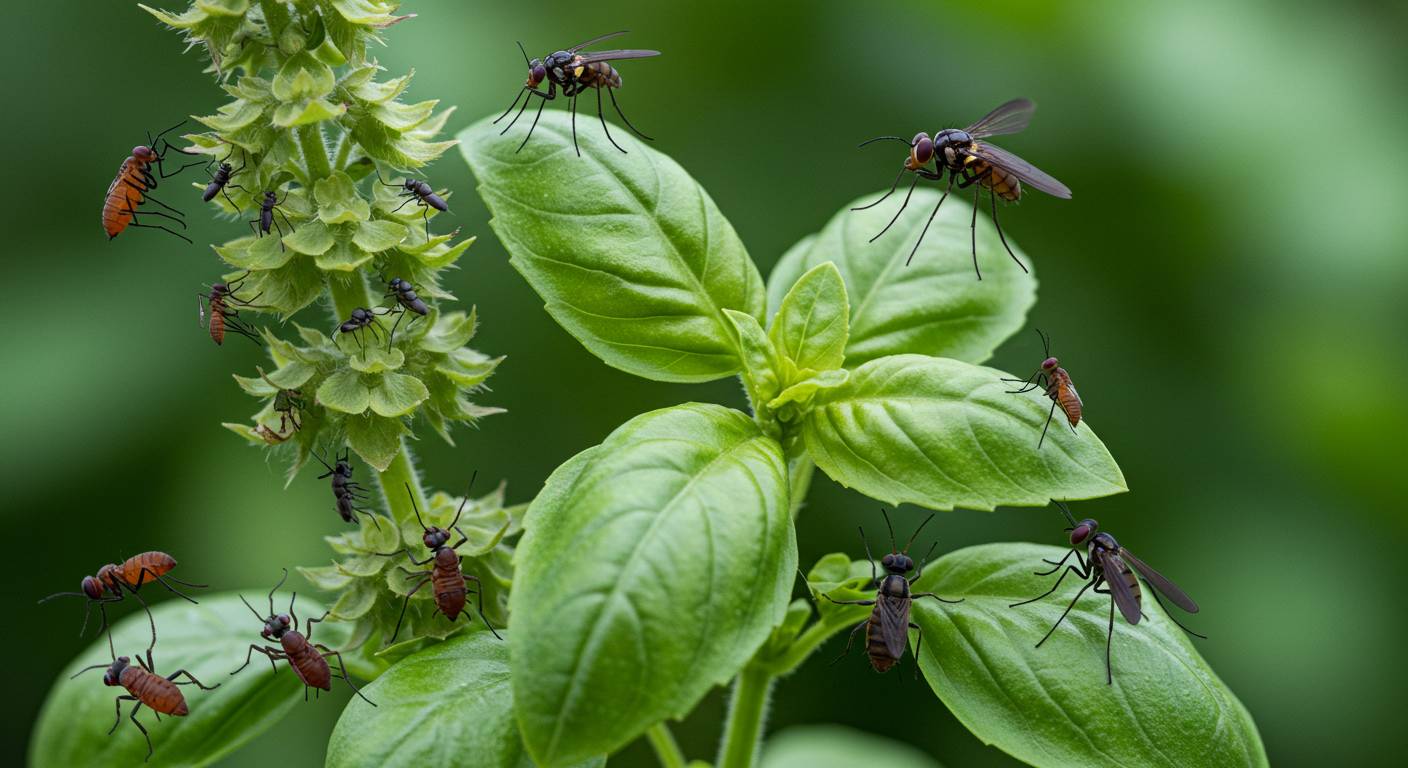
[573,65,585,77]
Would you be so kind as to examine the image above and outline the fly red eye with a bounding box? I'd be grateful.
[913,136,934,164]
[1070,523,1092,544]
[530,65,546,84]
[1041,357,1059,371]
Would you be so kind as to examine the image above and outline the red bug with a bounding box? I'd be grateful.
[230,569,374,705]
[39,551,205,643]
[102,121,201,243]
[71,646,219,762]
[197,272,263,346]
[376,477,502,644]
[1003,328,1083,447]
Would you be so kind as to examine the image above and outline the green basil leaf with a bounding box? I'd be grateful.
[768,261,850,374]
[723,308,785,423]
[911,543,1267,768]
[762,725,942,768]
[803,354,1125,510]
[326,632,604,768]
[511,403,795,766]
[31,592,345,768]
[458,112,765,383]
[767,190,1035,367]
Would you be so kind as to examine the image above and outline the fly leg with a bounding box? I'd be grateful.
[830,619,868,666]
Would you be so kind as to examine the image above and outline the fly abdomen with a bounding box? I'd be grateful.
[122,667,188,716]
[865,613,900,673]
[578,60,622,89]
[432,563,468,620]
[283,632,332,690]
[966,157,1022,201]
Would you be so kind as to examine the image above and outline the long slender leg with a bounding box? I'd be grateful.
[316,647,376,705]
[869,174,920,243]
[1146,589,1207,639]
[905,176,955,266]
[136,191,188,219]
[465,574,502,639]
[1034,579,1095,648]
[822,595,876,607]
[387,576,431,644]
[1034,548,1075,576]
[167,669,219,690]
[910,621,924,678]
[135,568,201,604]
[109,695,136,734]
[991,191,1027,272]
[420,200,430,241]
[119,197,185,225]
[858,526,878,586]
[570,93,580,157]
[853,166,908,212]
[1010,562,1088,608]
[970,185,983,279]
[514,84,553,153]
[495,87,527,124]
[498,85,553,133]
[305,610,332,642]
[596,87,625,153]
[1001,369,1040,392]
[388,193,417,214]
[1038,398,1059,448]
[1104,588,1115,684]
[231,644,285,675]
[128,701,154,761]
[608,88,652,140]
[913,592,964,604]
[830,620,868,665]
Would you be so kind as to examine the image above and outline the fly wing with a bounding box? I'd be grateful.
[1120,548,1200,613]
[1065,381,1083,409]
[569,30,629,51]
[965,142,1073,199]
[1097,550,1143,625]
[876,594,912,659]
[575,49,662,63]
[965,98,1036,138]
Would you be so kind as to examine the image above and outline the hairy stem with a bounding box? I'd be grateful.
[717,664,773,768]
[298,123,333,180]
[328,271,372,321]
[763,612,859,676]
[373,440,430,527]
[646,722,687,768]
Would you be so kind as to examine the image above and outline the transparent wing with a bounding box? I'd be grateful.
[1098,550,1143,624]
[575,49,662,64]
[966,98,1036,138]
[1120,548,1200,613]
[965,141,1072,199]
[876,595,911,659]
[569,31,629,51]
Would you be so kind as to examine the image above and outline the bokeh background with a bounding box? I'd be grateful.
[5,0,1406,765]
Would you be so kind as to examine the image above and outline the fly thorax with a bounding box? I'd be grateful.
[881,574,910,598]
[434,548,458,567]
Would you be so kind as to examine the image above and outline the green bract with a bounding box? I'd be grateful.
[910,543,1268,767]
[761,725,943,768]
[326,632,604,768]
[510,404,796,766]
[32,594,345,768]
[459,112,766,383]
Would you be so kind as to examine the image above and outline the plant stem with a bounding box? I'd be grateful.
[332,128,353,171]
[718,664,773,768]
[298,124,333,180]
[786,453,814,520]
[763,614,854,676]
[328,271,372,321]
[373,439,430,527]
[646,722,687,768]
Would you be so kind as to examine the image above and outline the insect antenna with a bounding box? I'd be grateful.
[238,594,266,622]
[268,568,289,616]
[881,508,898,553]
[69,662,114,680]
[904,512,936,553]
[516,40,530,67]
[405,482,429,532]
[857,135,911,148]
[1053,500,1078,528]
[1036,328,1051,358]
[870,174,921,243]
[37,590,85,604]
[372,165,402,190]
[448,470,479,530]
[310,445,335,474]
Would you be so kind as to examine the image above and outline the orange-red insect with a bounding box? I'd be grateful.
[1003,329,1082,447]
[102,121,200,243]
[71,648,219,762]
[231,570,375,705]
[197,273,263,346]
[39,551,206,642]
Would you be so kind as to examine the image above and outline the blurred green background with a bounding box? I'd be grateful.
[5,0,1406,765]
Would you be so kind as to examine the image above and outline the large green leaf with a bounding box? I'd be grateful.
[762,725,943,768]
[767,190,1035,367]
[31,592,346,768]
[511,403,795,766]
[458,111,765,383]
[910,543,1267,768]
[804,354,1125,510]
[325,632,604,768]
